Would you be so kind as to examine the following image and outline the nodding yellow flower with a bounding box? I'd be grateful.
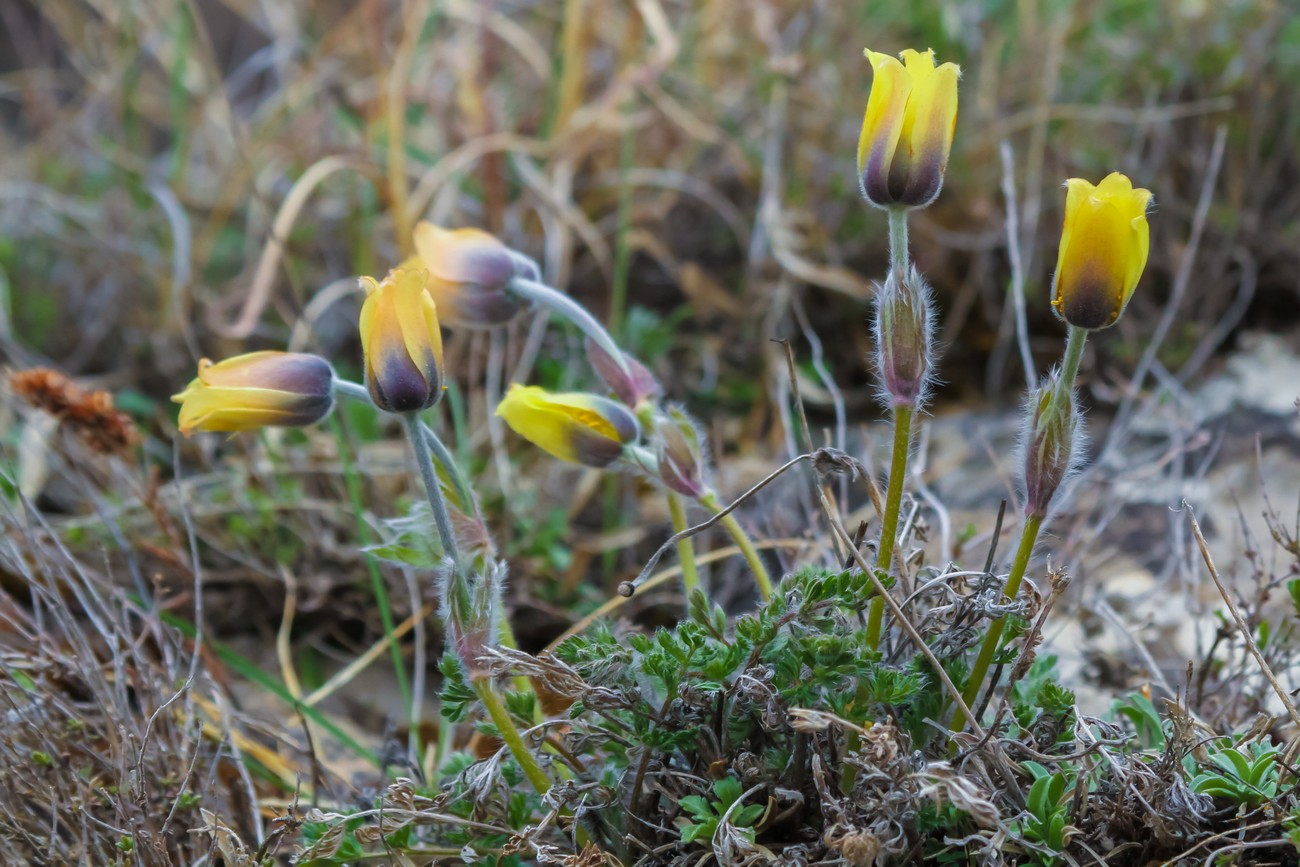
[172,352,334,436]
[857,47,960,210]
[359,268,445,413]
[1051,172,1153,330]
[408,222,536,328]
[496,384,639,468]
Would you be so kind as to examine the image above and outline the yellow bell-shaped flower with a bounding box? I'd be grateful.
[496,384,639,468]
[406,222,536,328]
[857,47,960,210]
[1051,172,1153,330]
[359,268,445,413]
[172,351,334,436]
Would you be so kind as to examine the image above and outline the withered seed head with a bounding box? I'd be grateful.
[10,367,137,457]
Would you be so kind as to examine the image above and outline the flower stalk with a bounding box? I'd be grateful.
[1058,325,1087,404]
[950,512,1042,734]
[666,491,700,603]
[699,490,772,601]
[864,401,914,649]
[403,414,549,794]
[507,277,632,381]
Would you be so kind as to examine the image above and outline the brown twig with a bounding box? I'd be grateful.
[1189,504,1300,731]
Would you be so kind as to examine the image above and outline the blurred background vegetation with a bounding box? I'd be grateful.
[3,0,1296,411]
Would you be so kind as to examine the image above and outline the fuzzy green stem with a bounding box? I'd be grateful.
[699,491,772,601]
[405,415,548,793]
[887,207,909,276]
[420,423,478,524]
[473,679,552,794]
[405,415,460,567]
[508,277,631,380]
[1057,326,1088,406]
[666,492,700,605]
[843,400,914,794]
[951,512,1044,734]
[865,403,914,650]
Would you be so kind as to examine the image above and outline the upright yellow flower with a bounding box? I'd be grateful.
[407,222,536,328]
[496,384,638,468]
[172,351,334,436]
[359,268,445,413]
[1051,172,1153,330]
[857,48,960,210]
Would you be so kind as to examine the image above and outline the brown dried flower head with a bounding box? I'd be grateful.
[9,367,137,457]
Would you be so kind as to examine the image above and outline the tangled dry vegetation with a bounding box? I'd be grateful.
[2,1,1300,865]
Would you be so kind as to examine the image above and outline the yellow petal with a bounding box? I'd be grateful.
[857,49,911,193]
[383,270,426,372]
[495,385,636,467]
[1054,194,1132,329]
[896,48,960,204]
[1055,174,1152,327]
[176,385,319,435]
[496,385,585,463]
[414,222,516,286]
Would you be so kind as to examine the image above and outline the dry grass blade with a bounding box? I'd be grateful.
[1188,504,1300,731]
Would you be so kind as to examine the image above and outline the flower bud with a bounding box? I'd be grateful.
[1051,172,1152,330]
[359,268,445,413]
[1020,371,1081,518]
[873,265,935,408]
[440,560,504,680]
[496,384,639,468]
[857,48,960,210]
[655,407,708,498]
[171,351,334,436]
[584,337,661,408]
[410,222,538,328]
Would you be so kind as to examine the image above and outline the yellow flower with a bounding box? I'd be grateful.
[496,384,639,468]
[1051,172,1153,330]
[359,268,445,413]
[408,222,536,328]
[171,351,334,436]
[857,47,960,210]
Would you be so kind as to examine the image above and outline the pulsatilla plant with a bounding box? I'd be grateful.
[167,37,1176,864]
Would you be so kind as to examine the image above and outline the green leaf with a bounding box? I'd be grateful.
[678,796,711,818]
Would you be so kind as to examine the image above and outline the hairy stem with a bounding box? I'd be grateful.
[844,401,913,793]
[473,680,552,794]
[951,511,1043,734]
[865,403,914,649]
[508,277,630,379]
[666,492,700,606]
[418,423,485,530]
[405,415,460,566]
[699,491,772,601]
[404,415,547,792]
[888,206,909,276]
[1057,326,1087,406]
